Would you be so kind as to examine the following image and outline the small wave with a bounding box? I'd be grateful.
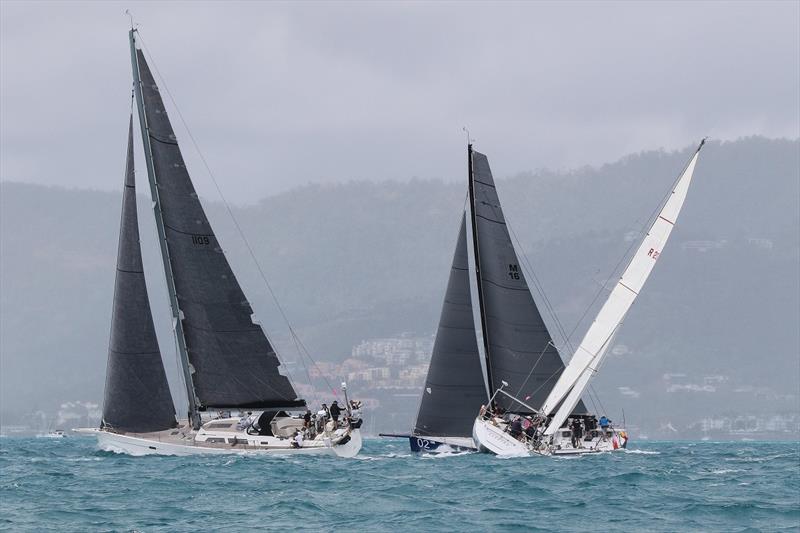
[65,456,103,463]
[351,455,387,461]
[379,452,412,459]
[623,449,660,455]
[420,450,473,459]
[710,468,741,475]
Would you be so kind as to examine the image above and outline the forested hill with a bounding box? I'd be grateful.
[1,136,798,434]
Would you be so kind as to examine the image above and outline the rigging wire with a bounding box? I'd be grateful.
[136,33,334,405]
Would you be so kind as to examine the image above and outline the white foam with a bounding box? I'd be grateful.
[623,449,660,455]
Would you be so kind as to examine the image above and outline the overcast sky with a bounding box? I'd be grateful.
[1,1,798,202]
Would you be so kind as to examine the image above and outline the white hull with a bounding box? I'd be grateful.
[75,426,362,458]
[473,417,628,457]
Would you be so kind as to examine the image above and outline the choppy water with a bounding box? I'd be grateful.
[1,437,798,532]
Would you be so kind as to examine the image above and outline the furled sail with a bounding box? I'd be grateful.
[470,149,586,414]
[541,141,705,435]
[132,43,303,410]
[414,214,488,437]
[102,117,178,433]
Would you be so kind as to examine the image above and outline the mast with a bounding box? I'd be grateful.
[129,29,201,429]
[467,143,495,402]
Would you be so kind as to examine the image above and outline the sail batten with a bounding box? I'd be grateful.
[102,117,178,433]
[130,32,302,413]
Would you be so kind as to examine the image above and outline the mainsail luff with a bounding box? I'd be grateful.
[414,214,487,437]
[466,144,495,401]
[129,30,200,427]
[129,30,303,418]
[470,149,586,414]
[541,140,705,435]
[102,116,178,433]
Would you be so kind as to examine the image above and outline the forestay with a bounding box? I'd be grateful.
[414,215,488,437]
[102,118,178,433]
[132,43,303,411]
[541,141,705,435]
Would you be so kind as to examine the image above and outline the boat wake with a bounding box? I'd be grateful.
[420,450,474,459]
[623,449,661,455]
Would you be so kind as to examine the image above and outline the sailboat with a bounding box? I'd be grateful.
[75,29,362,457]
[383,144,593,453]
[473,139,706,456]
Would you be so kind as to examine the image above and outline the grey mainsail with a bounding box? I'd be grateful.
[131,43,303,411]
[470,149,587,414]
[102,117,178,433]
[414,215,488,437]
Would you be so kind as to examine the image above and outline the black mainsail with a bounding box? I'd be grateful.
[469,147,586,414]
[413,215,488,437]
[129,30,303,426]
[102,117,178,433]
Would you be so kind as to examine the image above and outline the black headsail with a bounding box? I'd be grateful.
[102,117,178,433]
[469,147,587,414]
[129,31,303,424]
[414,214,488,437]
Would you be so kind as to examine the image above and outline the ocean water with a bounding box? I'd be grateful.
[0,437,797,532]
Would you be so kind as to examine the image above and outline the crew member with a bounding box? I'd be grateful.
[329,400,343,427]
[571,418,583,448]
[291,429,304,448]
[509,417,523,439]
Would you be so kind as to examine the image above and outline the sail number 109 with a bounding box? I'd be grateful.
[191,235,210,246]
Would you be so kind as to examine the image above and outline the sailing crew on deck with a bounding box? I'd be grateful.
[317,404,330,433]
[329,401,343,427]
[237,411,254,431]
[599,416,611,431]
[509,417,523,439]
[570,418,584,448]
[303,409,312,429]
[291,429,304,448]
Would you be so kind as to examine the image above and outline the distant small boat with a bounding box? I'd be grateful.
[37,430,67,439]
[75,29,361,457]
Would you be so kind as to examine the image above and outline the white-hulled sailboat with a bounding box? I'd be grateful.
[473,139,706,456]
[384,143,599,453]
[75,29,362,457]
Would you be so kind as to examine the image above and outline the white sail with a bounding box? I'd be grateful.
[542,328,618,436]
[540,141,705,434]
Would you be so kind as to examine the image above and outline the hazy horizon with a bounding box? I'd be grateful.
[1,134,796,207]
[1,1,798,203]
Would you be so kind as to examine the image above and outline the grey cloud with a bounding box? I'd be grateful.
[1,0,797,202]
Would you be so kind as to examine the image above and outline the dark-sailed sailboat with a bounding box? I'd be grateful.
[76,29,362,457]
[384,144,588,453]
